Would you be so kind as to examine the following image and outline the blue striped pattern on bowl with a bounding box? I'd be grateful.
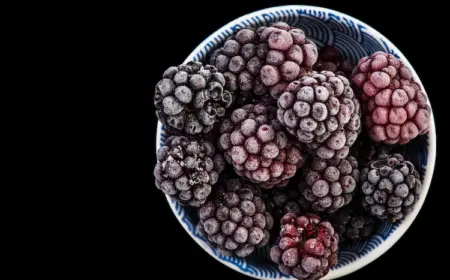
[156,5,435,280]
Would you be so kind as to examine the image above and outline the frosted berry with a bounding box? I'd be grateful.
[210,27,270,104]
[219,104,307,189]
[257,22,318,95]
[270,213,339,279]
[277,71,361,160]
[155,61,234,135]
[360,153,422,221]
[197,177,273,257]
[299,155,360,213]
[352,52,431,144]
[154,136,225,207]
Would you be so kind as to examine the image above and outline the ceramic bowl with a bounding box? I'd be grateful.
[155,5,436,280]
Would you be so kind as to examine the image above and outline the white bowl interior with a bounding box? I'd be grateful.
[156,5,436,280]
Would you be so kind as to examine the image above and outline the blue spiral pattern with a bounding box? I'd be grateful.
[158,6,431,279]
[335,252,359,269]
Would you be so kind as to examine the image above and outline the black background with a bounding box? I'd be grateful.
[138,1,447,279]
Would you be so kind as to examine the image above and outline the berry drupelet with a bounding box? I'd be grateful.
[352,52,431,144]
[360,153,422,221]
[197,177,274,257]
[270,213,339,280]
[299,155,360,213]
[219,104,307,189]
[154,136,226,207]
[277,71,361,160]
[154,61,234,135]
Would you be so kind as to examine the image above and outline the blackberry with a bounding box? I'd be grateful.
[277,71,362,160]
[154,136,226,207]
[218,104,307,189]
[257,22,318,99]
[197,177,274,257]
[313,46,355,77]
[210,28,270,102]
[352,52,431,144]
[360,153,422,221]
[328,205,376,243]
[270,213,339,280]
[299,155,360,213]
[154,61,234,135]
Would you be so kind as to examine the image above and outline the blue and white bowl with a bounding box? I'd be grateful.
[155,5,436,280]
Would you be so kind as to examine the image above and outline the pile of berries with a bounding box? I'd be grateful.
[153,21,431,280]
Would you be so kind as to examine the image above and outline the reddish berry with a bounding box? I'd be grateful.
[258,22,318,91]
[270,213,339,280]
[352,52,431,144]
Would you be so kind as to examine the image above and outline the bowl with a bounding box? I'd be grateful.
[155,5,436,280]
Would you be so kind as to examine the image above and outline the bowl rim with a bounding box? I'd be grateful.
[155,5,437,280]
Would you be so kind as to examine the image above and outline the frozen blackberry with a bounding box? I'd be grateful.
[257,22,318,99]
[313,46,355,77]
[351,52,431,144]
[270,213,339,280]
[197,177,274,257]
[360,153,422,221]
[328,205,376,243]
[154,136,226,207]
[219,104,307,189]
[210,28,270,102]
[299,155,360,213]
[154,61,234,135]
[277,71,362,160]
